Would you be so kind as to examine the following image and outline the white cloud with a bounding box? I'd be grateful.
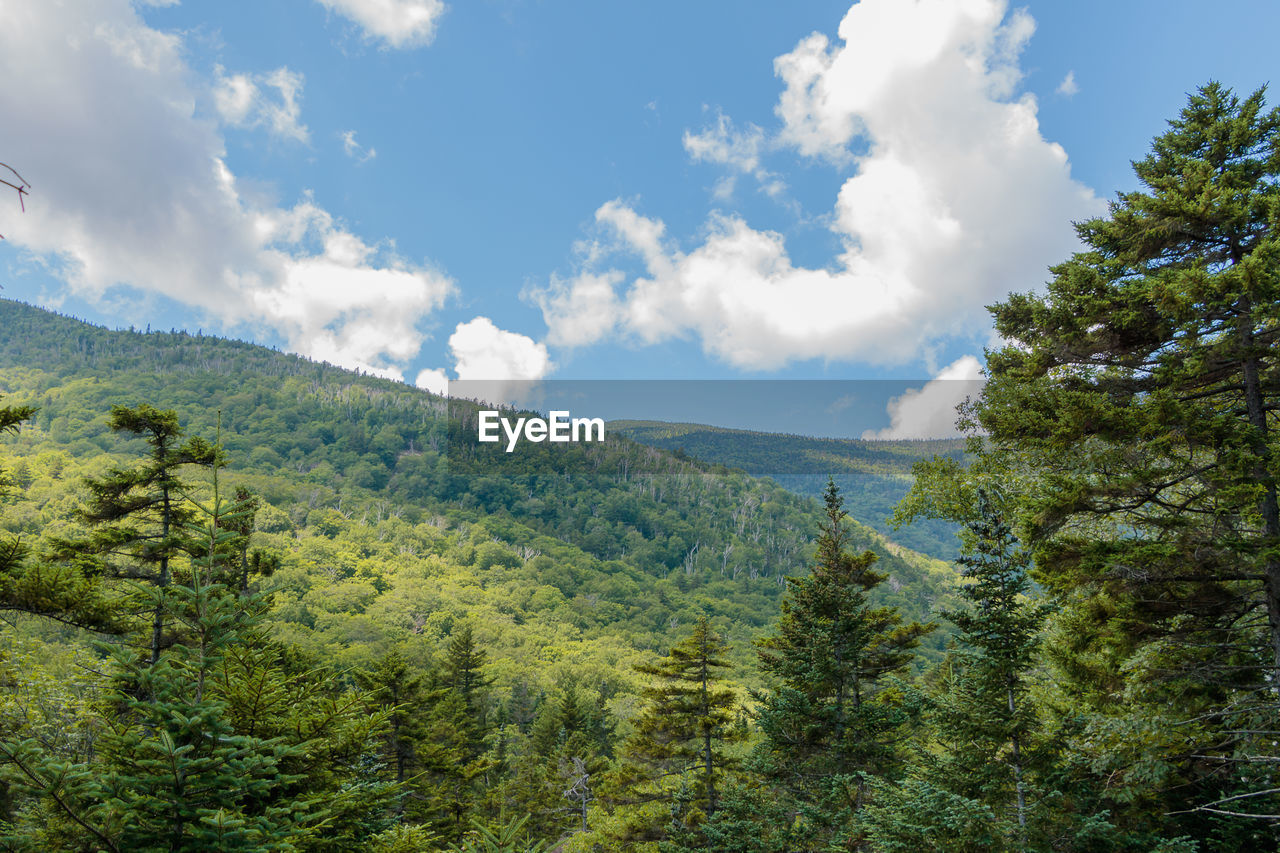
[340,129,377,163]
[685,113,765,174]
[213,66,309,143]
[1056,70,1078,97]
[414,367,449,396]
[682,111,781,198]
[527,270,623,348]
[862,355,984,439]
[0,0,452,381]
[531,0,1102,370]
[449,317,551,381]
[315,0,446,49]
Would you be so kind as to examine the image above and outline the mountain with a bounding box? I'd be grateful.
[0,298,959,686]
[610,419,965,560]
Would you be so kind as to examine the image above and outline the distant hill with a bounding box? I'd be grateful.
[610,419,965,560]
[0,298,959,683]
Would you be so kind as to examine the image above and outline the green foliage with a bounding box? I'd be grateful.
[8,87,1279,851]
[928,492,1044,822]
[0,412,398,852]
[750,481,932,850]
[861,779,1004,853]
[449,813,547,853]
[0,297,958,674]
[976,81,1280,834]
[622,617,745,827]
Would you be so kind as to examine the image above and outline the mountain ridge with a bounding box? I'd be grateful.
[0,297,960,679]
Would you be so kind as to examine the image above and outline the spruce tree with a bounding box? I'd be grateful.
[515,682,614,838]
[413,624,495,844]
[0,407,399,851]
[870,491,1047,851]
[977,82,1280,830]
[0,398,31,564]
[752,480,931,849]
[623,615,743,827]
[938,491,1043,833]
[57,404,217,665]
[0,452,301,851]
[357,650,428,812]
[0,399,118,630]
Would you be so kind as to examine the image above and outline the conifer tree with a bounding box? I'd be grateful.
[0,448,299,850]
[623,615,743,827]
[752,480,931,849]
[937,491,1043,833]
[412,624,496,844]
[976,82,1280,828]
[57,404,217,665]
[0,399,117,630]
[0,407,400,851]
[502,682,615,840]
[869,491,1048,851]
[358,649,428,817]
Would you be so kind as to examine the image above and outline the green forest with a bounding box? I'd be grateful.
[0,82,1276,851]
[609,420,965,560]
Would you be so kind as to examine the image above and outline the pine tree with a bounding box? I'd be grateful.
[752,480,931,849]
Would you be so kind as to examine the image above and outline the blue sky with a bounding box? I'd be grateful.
[2,0,1277,403]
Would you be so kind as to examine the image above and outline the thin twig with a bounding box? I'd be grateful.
[0,161,31,241]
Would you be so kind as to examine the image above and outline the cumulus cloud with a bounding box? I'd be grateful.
[1056,70,1078,97]
[214,66,310,143]
[414,367,449,396]
[529,270,623,348]
[449,317,551,381]
[340,129,377,163]
[862,355,984,439]
[0,0,451,381]
[530,0,1102,371]
[315,0,446,49]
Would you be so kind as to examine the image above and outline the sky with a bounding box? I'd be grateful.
[1,0,1277,422]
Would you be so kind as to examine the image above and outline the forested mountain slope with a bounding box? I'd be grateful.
[0,298,958,682]
[611,420,965,559]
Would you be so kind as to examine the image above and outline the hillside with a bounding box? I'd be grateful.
[0,298,959,685]
[610,419,965,559]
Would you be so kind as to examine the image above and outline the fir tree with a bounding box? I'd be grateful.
[357,650,427,810]
[410,624,496,844]
[938,491,1044,834]
[0,398,119,631]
